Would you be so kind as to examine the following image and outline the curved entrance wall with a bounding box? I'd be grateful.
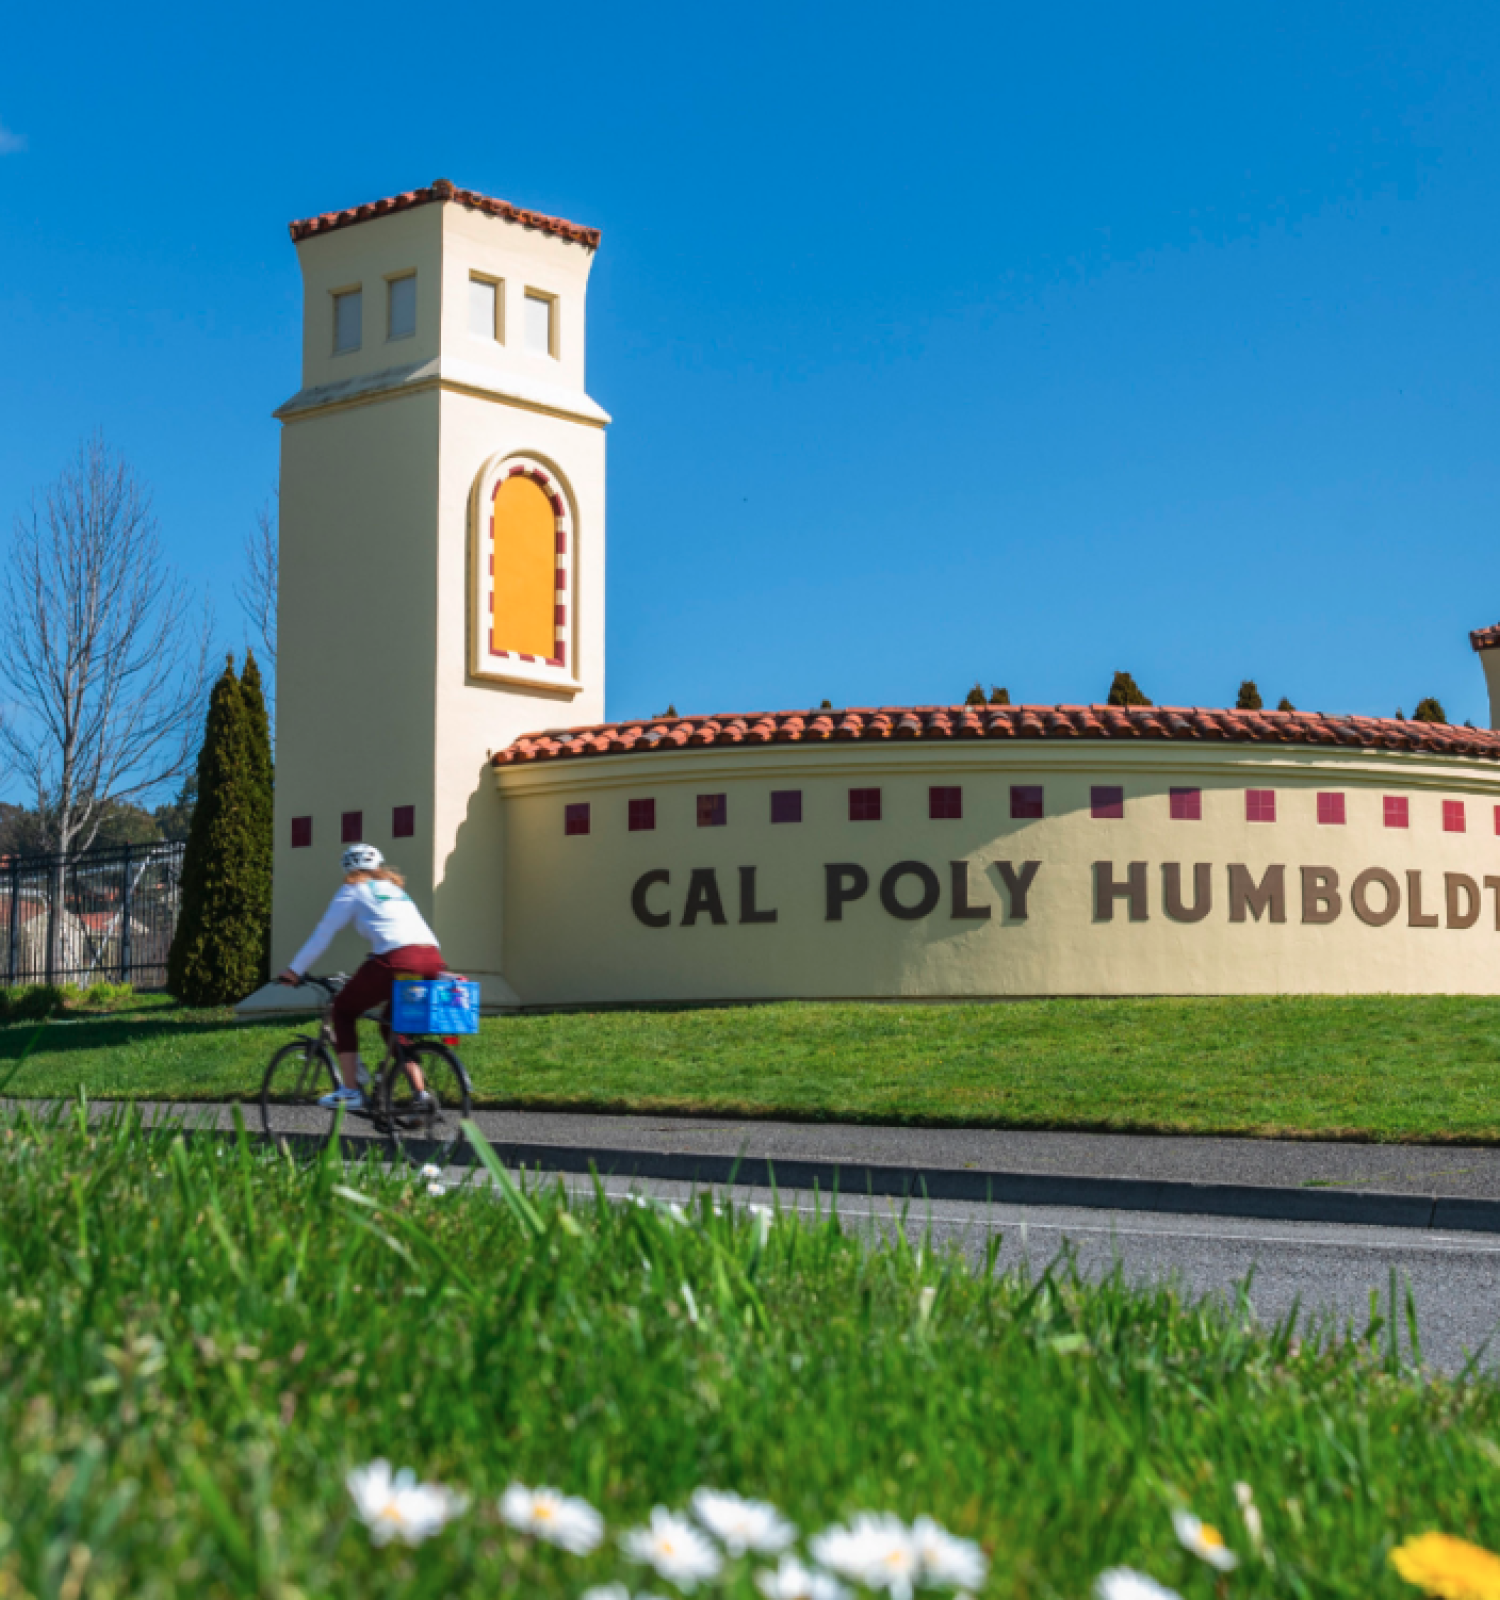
[490,706,1500,1005]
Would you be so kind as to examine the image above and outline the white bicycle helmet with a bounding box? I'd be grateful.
[342,843,384,873]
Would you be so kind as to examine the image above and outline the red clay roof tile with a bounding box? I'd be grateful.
[492,704,1500,768]
[289,178,600,250]
[1473,624,1500,651]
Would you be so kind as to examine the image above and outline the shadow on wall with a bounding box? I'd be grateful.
[434,761,516,997]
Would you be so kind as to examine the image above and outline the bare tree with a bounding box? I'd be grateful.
[0,435,210,972]
[236,491,277,699]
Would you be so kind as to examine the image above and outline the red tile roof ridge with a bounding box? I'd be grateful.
[289,178,601,249]
[495,705,1500,766]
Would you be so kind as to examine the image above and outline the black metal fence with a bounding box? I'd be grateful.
[0,840,186,990]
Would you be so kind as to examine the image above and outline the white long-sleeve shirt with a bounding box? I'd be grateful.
[289,879,440,975]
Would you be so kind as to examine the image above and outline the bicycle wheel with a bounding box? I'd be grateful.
[259,1038,340,1152]
[379,1040,474,1170]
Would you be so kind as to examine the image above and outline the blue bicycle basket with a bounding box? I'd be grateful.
[392,977,481,1035]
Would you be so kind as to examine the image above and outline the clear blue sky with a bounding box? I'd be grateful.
[2,0,1498,729]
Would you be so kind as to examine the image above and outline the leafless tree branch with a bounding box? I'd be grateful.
[236,490,277,677]
[0,433,213,861]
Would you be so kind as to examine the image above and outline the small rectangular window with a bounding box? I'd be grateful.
[849,787,882,822]
[291,816,312,849]
[1246,789,1276,823]
[525,290,555,356]
[628,798,656,832]
[1010,785,1044,820]
[1091,785,1124,820]
[929,786,962,820]
[387,274,416,340]
[1316,792,1346,826]
[392,805,415,839]
[333,289,362,353]
[469,275,500,340]
[1444,799,1466,834]
[1170,787,1202,821]
[1384,795,1409,829]
[341,810,363,844]
[770,790,802,824]
[564,802,591,837]
[697,794,726,827]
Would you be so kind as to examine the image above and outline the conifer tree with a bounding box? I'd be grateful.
[989,686,1011,705]
[1412,696,1448,724]
[1236,680,1263,711]
[1107,671,1152,707]
[166,656,266,1005]
[1277,697,1296,712]
[965,682,986,706]
[239,652,275,987]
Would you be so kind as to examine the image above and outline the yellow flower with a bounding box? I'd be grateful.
[1390,1533,1500,1600]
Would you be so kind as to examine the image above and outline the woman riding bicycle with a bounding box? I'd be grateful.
[277,844,444,1110]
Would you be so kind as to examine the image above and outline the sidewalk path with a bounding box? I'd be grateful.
[35,1100,1500,1232]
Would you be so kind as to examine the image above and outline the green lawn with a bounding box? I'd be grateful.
[0,1106,1495,1596]
[6,992,1500,1141]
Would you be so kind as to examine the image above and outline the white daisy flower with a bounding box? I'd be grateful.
[498,1482,604,1555]
[755,1553,852,1600]
[1095,1567,1184,1600]
[691,1487,796,1556]
[419,1163,443,1180]
[911,1515,987,1590]
[581,1588,632,1600]
[621,1506,723,1588]
[811,1513,921,1600]
[426,1181,447,1196]
[1172,1510,1238,1572]
[346,1459,467,1546]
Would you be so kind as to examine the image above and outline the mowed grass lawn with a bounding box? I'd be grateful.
[5,992,1500,1141]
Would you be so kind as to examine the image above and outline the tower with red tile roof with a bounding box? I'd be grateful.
[270,181,608,993]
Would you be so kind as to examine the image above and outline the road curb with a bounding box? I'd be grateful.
[477,1138,1500,1234]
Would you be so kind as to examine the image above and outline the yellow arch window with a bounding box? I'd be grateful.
[491,475,557,659]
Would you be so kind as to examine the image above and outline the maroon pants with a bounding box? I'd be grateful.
[332,945,444,1053]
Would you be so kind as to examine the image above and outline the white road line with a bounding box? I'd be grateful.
[579,1178,1500,1255]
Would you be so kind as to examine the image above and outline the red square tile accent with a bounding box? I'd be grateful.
[1246,789,1276,823]
[555,604,567,626]
[341,810,363,843]
[1444,799,1466,833]
[291,816,312,849]
[929,785,962,819]
[628,797,655,832]
[555,530,568,554]
[849,787,882,822]
[1010,785,1044,820]
[771,790,802,824]
[392,804,415,839]
[564,802,591,836]
[1091,785,1124,819]
[1384,795,1409,829]
[697,793,726,827]
[1316,792,1346,826]
[1169,787,1202,821]
[1495,803,1500,837]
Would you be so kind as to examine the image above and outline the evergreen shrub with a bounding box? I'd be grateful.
[1107,672,1152,707]
[1236,680,1263,710]
[1413,697,1448,724]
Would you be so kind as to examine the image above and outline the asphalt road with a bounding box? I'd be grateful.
[535,1169,1500,1375]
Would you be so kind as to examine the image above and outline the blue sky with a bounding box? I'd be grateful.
[2,0,1498,731]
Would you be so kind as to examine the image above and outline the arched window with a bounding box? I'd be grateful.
[492,473,557,659]
[471,457,576,688]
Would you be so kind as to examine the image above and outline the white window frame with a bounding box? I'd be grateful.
[468,273,504,343]
[523,288,559,358]
[332,285,362,354]
[386,271,417,341]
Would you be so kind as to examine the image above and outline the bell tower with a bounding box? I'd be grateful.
[271,180,608,994]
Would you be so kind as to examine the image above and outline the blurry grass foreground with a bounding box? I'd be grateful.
[0,1105,1498,1595]
[11,992,1500,1141]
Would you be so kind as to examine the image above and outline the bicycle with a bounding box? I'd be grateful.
[258,973,475,1169]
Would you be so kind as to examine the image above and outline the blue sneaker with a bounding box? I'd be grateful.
[318,1086,365,1110]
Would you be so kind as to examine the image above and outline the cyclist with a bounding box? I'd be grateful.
[277,844,444,1110]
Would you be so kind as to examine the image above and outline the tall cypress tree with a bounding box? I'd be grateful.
[1107,671,1152,707]
[167,656,263,1004]
[240,652,275,987]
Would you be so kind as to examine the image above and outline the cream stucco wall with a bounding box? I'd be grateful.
[493,743,1500,1003]
[272,194,606,987]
